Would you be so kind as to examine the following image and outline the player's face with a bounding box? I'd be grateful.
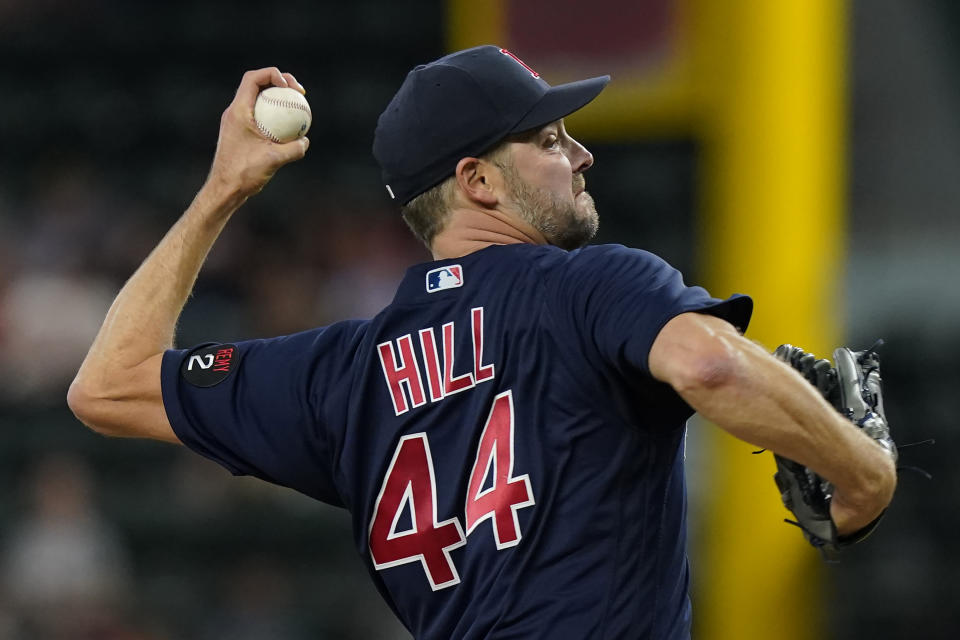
[498,120,598,250]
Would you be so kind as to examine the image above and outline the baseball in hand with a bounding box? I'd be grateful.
[254,86,312,143]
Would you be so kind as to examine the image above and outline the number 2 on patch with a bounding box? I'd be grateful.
[368,390,535,590]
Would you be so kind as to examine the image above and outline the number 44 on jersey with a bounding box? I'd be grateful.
[368,390,536,590]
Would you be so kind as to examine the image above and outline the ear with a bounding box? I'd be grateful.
[453,156,500,207]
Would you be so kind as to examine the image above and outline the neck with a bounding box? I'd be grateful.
[430,207,548,260]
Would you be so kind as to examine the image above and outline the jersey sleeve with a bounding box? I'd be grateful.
[548,244,753,377]
[160,320,367,507]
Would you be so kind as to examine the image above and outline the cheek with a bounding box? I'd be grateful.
[515,151,574,195]
[541,162,574,194]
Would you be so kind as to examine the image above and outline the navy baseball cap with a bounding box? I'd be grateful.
[373,45,610,205]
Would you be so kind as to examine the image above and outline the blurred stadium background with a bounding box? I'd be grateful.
[0,0,954,638]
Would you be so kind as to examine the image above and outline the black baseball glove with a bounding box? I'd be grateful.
[771,342,897,560]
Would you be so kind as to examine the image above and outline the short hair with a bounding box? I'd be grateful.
[400,176,456,248]
[400,142,512,249]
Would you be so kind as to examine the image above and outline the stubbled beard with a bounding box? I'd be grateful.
[499,163,598,250]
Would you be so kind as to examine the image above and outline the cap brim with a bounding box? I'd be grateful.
[509,75,610,133]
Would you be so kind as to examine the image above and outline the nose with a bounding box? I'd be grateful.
[568,136,594,174]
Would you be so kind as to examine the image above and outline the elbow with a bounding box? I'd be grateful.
[670,338,740,396]
[67,360,170,441]
[67,378,113,436]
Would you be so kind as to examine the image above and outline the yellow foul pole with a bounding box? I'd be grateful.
[695,0,847,639]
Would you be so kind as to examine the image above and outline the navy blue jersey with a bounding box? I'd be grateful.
[161,243,752,639]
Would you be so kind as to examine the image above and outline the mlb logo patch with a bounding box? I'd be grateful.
[426,265,463,293]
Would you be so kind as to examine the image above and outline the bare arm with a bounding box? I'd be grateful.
[649,312,897,536]
[68,67,309,442]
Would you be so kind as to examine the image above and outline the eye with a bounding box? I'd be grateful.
[544,134,560,149]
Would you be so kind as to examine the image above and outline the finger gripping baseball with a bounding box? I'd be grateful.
[772,342,896,559]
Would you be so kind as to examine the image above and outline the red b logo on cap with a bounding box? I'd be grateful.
[499,48,540,78]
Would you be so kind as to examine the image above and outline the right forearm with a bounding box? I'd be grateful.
[74,183,241,390]
[68,67,308,441]
[72,67,307,399]
[67,183,245,442]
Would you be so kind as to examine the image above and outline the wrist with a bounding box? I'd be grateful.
[830,465,894,536]
[831,488,877,530]
[193,175,250,225]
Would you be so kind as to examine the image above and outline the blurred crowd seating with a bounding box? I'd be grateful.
[0,1,438,636]
[0,164,421,638]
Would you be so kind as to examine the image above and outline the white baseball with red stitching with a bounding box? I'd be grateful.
[253,87,312,143]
